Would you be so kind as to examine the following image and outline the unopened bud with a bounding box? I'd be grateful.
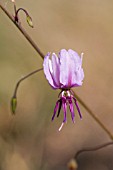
[11,0,15,3]
[67,159,78,170]
[26,15,33,28]
[11,97,17,114]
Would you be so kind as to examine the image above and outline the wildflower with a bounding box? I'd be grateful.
[43,49,84,131]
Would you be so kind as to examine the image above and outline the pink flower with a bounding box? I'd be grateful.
[43,49,84,130]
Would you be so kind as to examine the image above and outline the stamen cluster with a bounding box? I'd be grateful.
[52,90,82,131]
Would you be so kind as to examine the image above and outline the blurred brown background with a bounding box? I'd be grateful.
[0,0,113,169]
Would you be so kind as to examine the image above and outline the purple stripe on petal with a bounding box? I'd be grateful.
[43,53,58,89]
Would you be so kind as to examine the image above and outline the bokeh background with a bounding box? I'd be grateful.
[0,0,113,169]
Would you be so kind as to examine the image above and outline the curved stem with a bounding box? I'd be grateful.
[11,68,43,114]
[0,3,45,59]
[75,141,113,159]
[74,92,113,140]
[12,68,43,98]
[16,8,28,16]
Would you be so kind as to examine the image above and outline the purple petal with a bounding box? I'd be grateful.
[59,49,84,88]
[43,53,58,89]
[68,50,84,87]
[51,53,60,87]
[68,49,83,66]
[43,49,84,90]
[59,49,72,88]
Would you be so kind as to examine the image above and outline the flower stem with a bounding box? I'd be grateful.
[0,3,45,59]
[12,68,43,98]
[11,68,43,114]
[74,92,113,140]
[75,141,113,159]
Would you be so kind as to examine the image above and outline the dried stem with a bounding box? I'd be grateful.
[74,92,113,140]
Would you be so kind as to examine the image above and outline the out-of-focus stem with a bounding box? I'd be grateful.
[75,141,113,159]
[74,92,113,140]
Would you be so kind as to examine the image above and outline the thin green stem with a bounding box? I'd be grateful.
[74,92,113,140]
[12,68,43,99]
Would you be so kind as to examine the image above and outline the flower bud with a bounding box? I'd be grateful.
[11,97,17,114]
[67,159,78,170]
[26,15,33,28]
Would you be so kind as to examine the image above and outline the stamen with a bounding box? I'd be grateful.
[52,100,60,121]
[67,90,71,97]
[73,97,82,119]
[58,122,64,131]
[57,99,62,117]
[68,97,75,123]
[62,98,67,122]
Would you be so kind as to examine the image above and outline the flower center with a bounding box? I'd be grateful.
[60,89,71,98]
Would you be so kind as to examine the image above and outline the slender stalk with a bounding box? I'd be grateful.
[12,68,43,98]
[74,92,113,140]
[11,68,43,114]
[0,3,45,59]
[75,141,113,159]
